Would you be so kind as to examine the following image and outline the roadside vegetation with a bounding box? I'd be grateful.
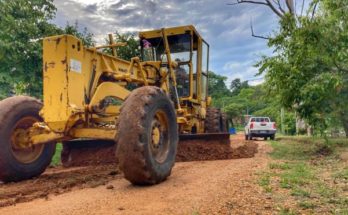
[51,143,62,166]
[257,137,348,214]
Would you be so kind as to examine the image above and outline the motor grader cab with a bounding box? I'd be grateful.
[0,25,229,185]
[139,26,215,133]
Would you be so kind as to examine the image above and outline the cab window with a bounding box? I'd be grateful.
[141,34,192,98]
[201,41,209,100]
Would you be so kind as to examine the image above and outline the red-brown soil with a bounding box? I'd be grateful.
[0,134,273,215]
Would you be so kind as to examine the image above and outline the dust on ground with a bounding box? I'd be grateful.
[0,134,273,215]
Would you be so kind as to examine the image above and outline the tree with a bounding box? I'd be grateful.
[63,21,94,47]
[230,78,249,95]
[208,72,231,100]
[0,0,95,99]
[0,0,57,99]
[229,0,296,18]
[104,32,140,61]
[257,0,348,136]
[224,103,245,126]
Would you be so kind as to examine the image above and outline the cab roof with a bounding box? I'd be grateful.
[139,25,203,41]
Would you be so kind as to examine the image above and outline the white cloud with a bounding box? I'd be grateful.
[221,59,264,86]
[249,78,264,86]
[53,0,278,86]
[70,0,116,6]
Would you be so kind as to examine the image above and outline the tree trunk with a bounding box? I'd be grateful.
[340,112,348,138]
[342,119,348,138]
[307,125,313,137]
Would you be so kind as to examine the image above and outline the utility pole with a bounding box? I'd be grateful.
[281,108,285,134]
[295,111,299,135]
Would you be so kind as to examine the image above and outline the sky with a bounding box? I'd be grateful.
[52,0,280,86]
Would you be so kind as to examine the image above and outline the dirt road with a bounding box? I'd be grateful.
[0,135,275,215]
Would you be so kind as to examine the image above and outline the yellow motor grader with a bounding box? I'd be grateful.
[0,25,229,185]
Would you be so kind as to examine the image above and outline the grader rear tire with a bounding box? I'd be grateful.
[116,86,178,185]
[221,112,229,132]
[0,96,56,182]
[205,108,225,133]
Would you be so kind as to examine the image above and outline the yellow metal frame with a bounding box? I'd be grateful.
[17,25,211,148]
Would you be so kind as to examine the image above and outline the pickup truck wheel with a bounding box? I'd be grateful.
[270,135,275,140]
[264,137,267,140]
[245,135,248,140]
[248,133,252,140]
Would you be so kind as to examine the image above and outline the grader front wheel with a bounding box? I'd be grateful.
[0,96,56,182]
[116,86,178,185]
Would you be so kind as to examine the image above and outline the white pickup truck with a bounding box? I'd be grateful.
[244,117,276,140]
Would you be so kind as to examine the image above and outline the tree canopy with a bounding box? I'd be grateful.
[103,32,140,61]
[256,0,348,135]
[0,0,94,99]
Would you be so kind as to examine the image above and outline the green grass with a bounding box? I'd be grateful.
[269,162,291,170]
[191,210,200,215]
[279,207,297,215]
[291,187,310,198]
[298,201,316,209]
[258,136,348,214]
[51,143,62,166]
[269,140,314,161]
[333,167,348,180]
[258,172,273,193]
[279,162,314,189]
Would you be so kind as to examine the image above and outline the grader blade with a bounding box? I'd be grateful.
[176,133,233,162]
[61,139,117,167]
[179,133,230,142]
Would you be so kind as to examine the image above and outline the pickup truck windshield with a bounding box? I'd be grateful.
[250,118,270,122]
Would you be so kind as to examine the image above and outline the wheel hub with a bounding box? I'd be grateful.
[149,110,170,163]
[10,116,44,164]
[152,126,161,147]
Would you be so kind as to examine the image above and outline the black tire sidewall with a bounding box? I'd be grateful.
[0,97,55,182]
[205,108,223,133]
[142,95,178,180]
[248,133,252,140]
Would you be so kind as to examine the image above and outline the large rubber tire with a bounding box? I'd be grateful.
[248,133,253,140]
[205,108,224,133]
[116,86,178,185]
[221,112,229,132]
[0,96,56,182]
